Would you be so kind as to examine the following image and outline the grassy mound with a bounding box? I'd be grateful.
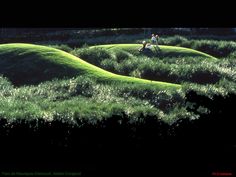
[0,43,180,89]
[91,44,218,60]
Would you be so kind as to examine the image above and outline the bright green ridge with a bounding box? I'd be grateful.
[0,43,180,89]
[91,44,218,61]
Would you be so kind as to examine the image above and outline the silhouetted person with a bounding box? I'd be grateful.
[152,34,161,53]
[151,34,157,45]
[139,41,148,52]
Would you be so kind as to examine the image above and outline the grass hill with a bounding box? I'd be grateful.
[0,43,180,89]
[91,44,218,60]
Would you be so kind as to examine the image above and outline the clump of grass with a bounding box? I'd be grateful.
[0,74,186,125]
[75,46,234,85]
[71,47,113,66]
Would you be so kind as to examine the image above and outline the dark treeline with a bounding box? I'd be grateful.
[1,28,236,44]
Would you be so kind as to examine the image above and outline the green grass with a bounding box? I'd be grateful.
[0,75,186,124]
[0,43,180,89]
[0,41,235,124]
[91,44,218,61]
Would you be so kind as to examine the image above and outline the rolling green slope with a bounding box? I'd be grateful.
[91,44,218,60]
[0,43,180,89]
